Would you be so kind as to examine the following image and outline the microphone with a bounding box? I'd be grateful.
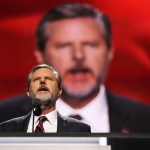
[32,98,42,116]
[32,98,42,132]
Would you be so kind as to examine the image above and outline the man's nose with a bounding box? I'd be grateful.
[72,46,85,61]
[40,78,46,84]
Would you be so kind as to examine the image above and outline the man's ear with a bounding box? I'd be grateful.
[58,89,62,97]
[34,49,44,64]
[108,46,114,63]
[27,91,30,97]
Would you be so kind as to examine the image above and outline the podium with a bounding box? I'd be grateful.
[0,135,111,150]
[1,133,150,150]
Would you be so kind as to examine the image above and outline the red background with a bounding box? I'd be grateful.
[0,0,150,104]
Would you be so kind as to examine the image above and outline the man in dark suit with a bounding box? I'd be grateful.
[0,64,91,133]
[0,112,91,132]
[1,2,150,133]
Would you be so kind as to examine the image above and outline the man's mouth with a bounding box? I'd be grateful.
[37,86,49,93]
[66,67,92,81]
[69,68,91,74]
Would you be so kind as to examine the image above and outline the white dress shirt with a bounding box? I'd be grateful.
[27,109,58,133]
[56,84,110,133]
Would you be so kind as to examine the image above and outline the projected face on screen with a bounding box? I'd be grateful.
[35,17,113,102]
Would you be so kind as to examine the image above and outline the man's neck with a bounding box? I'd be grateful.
[41,106,56,115]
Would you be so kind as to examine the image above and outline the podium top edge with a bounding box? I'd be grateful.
[0,133,150,138]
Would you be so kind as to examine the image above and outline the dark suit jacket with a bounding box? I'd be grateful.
[0,112,91,132]
[0,91,150,133]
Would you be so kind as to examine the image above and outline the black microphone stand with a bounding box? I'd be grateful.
[32,108,35,133]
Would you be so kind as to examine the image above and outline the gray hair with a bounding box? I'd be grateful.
[27,64,61,91]
[35,2,112,51]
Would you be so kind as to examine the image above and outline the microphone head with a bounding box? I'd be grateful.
[32,98,42,108]
[33,108,42,116]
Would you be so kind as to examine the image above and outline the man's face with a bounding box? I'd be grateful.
[27,68,61,107]
[35,18,113,100]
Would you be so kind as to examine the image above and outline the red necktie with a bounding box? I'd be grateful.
[35,116,47,132]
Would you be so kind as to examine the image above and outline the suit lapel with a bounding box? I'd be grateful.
[106,91,131,133]
[57,113,69,132]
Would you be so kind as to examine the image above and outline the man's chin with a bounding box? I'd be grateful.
[62,85,100,101]
[35,95,51,102]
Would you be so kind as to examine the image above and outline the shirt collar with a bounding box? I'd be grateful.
[34,109,57,125]
[56,84,107,115]
[56,84,109,132]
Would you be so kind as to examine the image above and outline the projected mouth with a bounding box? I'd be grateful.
[69,68,91,74]
[66,67,93,82]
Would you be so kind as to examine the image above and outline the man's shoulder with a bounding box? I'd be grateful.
[0,113,30,132]
[0,113,30,125]
[106,90,150,114]
[0,94,32,123]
